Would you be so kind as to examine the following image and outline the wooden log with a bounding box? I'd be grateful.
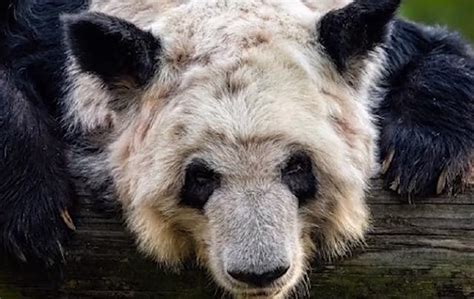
[1,180,473,298]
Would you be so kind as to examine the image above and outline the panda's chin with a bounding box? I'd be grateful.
[228,286,292,299]
[234,289,284,299]
[217,274,293,298]
[219,269,302,299]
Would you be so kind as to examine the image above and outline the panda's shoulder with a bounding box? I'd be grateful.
[384,19,472,68]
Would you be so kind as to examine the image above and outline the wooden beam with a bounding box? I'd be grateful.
[1,180,473,298]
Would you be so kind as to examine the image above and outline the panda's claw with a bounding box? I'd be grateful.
[436,168,449,195]
[57,240,66,263]
[381,149,395,175]
[17,251,27,263]
[389,175,400,192]
[1,198,74,267]
[61,209,77,231]
[11,241,28,263]
[381,147,472,199]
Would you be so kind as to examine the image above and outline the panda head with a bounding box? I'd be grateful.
[63,0,399,297]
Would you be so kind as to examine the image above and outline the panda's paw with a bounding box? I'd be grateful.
[0,199,76,267]
[380,127,472,199]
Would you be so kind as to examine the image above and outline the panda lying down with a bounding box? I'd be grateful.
[0,0,472,297]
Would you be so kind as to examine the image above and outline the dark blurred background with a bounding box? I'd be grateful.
[401,0,473,42]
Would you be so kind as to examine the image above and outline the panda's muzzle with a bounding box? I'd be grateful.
[186,152,311,296]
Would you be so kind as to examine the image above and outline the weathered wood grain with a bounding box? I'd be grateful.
[1,180,473,299]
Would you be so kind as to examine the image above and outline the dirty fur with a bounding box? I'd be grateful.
[0,0,472,297]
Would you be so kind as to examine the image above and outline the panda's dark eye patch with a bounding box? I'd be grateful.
[181,160,221,209]
[281,152,317,206]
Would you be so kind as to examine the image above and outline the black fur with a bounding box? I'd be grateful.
[0,0,87,266]
[377,20,474,198]
[64,12,162,89]
[181,160,221,210]
[281,152,318,206]
[0,70,74,266]
[318,0,401,73]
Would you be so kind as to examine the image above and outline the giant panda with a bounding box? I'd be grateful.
[0,0,472,298]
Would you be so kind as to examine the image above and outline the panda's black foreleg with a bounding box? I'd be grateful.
[0,70,76,267]
[378,38,473,199]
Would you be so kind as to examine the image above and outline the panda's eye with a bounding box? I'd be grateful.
[194,168,217,185]
[181,160,221,209]
[284,160,305,175]
[281,152,317,206]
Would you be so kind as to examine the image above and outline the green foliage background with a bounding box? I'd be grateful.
[400,0,474,42]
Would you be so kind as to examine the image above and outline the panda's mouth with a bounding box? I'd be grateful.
[226,279,288,297]
[234,288,283,299]
[224,269,297,299]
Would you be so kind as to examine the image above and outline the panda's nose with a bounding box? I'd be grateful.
[227,266,289,287]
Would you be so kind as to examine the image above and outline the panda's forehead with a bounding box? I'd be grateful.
[91,0,352,51]
[188,131,293,174]
[146,0,319,56]
[161,50,326,138]
[138,28,335,158]
[119,0,357,166]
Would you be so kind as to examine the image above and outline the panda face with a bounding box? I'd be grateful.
[64,0,399,297]
[104,50,371,296]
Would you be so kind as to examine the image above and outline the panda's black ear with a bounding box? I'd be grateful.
[318,0,400,73]
[63,12,161,88]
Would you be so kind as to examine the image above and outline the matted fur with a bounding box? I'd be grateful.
[2,0,472,297]
[64,0,379,296]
